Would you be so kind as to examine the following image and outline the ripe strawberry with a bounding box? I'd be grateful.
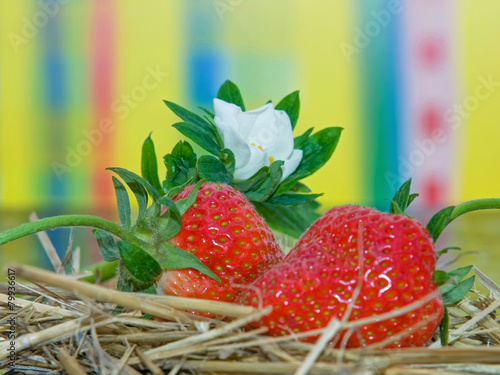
[240,205,444,348]
[157,182,284,304]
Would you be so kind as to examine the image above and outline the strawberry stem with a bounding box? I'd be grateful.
[449,198,500,222]
[0,214,141,248]
[427,197,500,242]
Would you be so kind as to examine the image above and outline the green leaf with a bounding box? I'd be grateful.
[275,127,342,195]
[118,241,162,283]
[427,206,455,242]
[245,161,284,202]
[164,100,220,141]
[253,201,318,239]
[390,178,412,214]
[141,133,163,193]
[275,91,300,130]
[93,229,119,262]
[164,99,223,155]
[174,179,204,215]
[439,305,449,346]
[293,128,314,149]
[197,155,232,185]
[268,192,323,206]
[112,176,131,228]
[172,121,222,157]
[438,265,473,295]
[158,243,221,283]
[217,80,245,111]
[274,171,311,197]
[436,246,461,258]
[198,107,215,119]
[441,276,475,305]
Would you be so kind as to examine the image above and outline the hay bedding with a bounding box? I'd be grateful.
[0,241,499,375]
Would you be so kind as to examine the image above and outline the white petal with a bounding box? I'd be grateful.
[280,149,303,181]
[214,98,242,125]
[233,145,269,181]
[213,99,250,167]
[235,103,275,140]
[245,109,294,161]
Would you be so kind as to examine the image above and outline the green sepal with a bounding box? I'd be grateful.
[253,201,320,239]
[107,167,160,226]
[437,265,473,294]
[157,196,182,241]
[439,305,449,346]
[118,241,162,283]
[141,132,163,193]
[108,169,148,220]
[93,229,119,262]
[163,141,197,191]
[197,155,232,185]
[275,127,342,196]
[435,246,461,258]
[427,206,455,242]
[441,276,475,305]
[268,192,323,206]
[390,178,417,214]
[234,166,269,193]
[174,179,204,215]
[433,270,450,287]
[140,285,157,295]
[166,178,193,199]
[117,259,154,292]
[387,199,405,215]
[217,80,245,111]
[221,148,235,178]
[158,180,203,242]
[112,176,132,228]
[408,193,419,207]
[275,90,300,130]
[245,161,284,202]
[158,243,221,283]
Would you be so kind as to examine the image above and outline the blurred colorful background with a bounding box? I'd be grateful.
[1,0,499,281]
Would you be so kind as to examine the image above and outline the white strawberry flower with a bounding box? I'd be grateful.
[213,98,303,182]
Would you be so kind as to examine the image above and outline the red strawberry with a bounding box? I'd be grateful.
[240,205,444,348]
[157,182,284,304]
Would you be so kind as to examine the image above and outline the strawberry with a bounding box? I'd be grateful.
[157,182,284,304]
[240,205,444,348]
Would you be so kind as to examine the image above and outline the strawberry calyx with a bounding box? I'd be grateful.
[163,80,343,238]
